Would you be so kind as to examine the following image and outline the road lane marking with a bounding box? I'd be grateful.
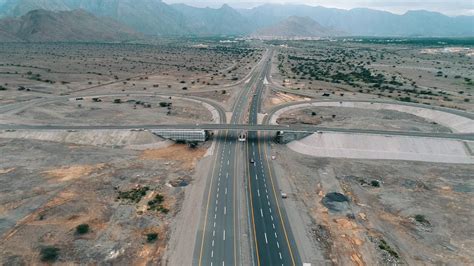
[211,250,214,258]
[212,239,214,246]
[213,231,215,237]
[264,233,268,244]
[198,132,226,266]
[277,241,280,248]
[257,189,260,197]
[224,206,226,215]
[260,208,263,217]
[261,132,297,266]
[223,230,226,241]
[279,252,282,260]
[225,187,227,195]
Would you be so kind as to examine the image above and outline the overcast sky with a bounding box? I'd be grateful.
[163,0,474,16]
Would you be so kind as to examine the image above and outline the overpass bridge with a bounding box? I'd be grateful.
[2,124,474,141]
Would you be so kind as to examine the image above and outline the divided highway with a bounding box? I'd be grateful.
[245,55,301,265]
[194,49,276,266]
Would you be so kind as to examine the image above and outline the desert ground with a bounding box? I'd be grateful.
[271,39,473,111]
[1,38,473,265]
[272,145,474,265]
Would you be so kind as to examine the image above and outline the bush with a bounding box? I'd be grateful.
[378,239,399,258]
[414,214,430,225]
[147,233,158,243]
[40,246,60,262]
[118,186,150,203]
[76,224,90,235]
[370,180,380,187]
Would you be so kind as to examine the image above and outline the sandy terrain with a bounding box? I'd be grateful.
[0,138,210,264]
[0,96,213,126]
[271,41,473,111]
[0,42,263,102]
[271,144,474,265]
[288,132,474,164]
[276,106,452,133]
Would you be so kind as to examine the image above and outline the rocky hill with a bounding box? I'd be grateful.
[0,9,139,42]
[252,16,343,39]
[0,0,473,37]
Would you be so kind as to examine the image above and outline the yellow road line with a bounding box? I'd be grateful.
[259,132,296,266]
[198,130,228,266]
[246,138,261,266]
[233,137,239,265]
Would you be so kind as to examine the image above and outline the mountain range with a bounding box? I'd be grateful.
[0,0,472,39]
[0,9,138,42]
[252,16,344,39]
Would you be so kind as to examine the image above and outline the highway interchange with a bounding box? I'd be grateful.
[1,47,473,266]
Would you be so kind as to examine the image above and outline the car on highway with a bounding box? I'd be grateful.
[250,158,255,165]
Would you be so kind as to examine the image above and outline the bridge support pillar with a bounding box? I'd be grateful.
[275,131,312,144]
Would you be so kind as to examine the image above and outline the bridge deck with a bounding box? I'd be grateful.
[2,124,474,141]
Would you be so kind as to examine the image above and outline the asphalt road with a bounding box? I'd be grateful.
[245,55,301,266]
[193,49,274,266]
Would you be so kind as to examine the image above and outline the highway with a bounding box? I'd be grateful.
[193,49,274,266]
[245,53,301,265]
[2,45,473,266]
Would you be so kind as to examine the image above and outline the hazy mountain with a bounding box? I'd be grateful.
[0,0,70,17]
[0,0,188,35]
[0,9,139,42]
[0,1,472,37]
[67,0,188,36]
[252,16,343,39]
[240,4,474,37]
[171,3,252,35]
[0,28,22,41]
